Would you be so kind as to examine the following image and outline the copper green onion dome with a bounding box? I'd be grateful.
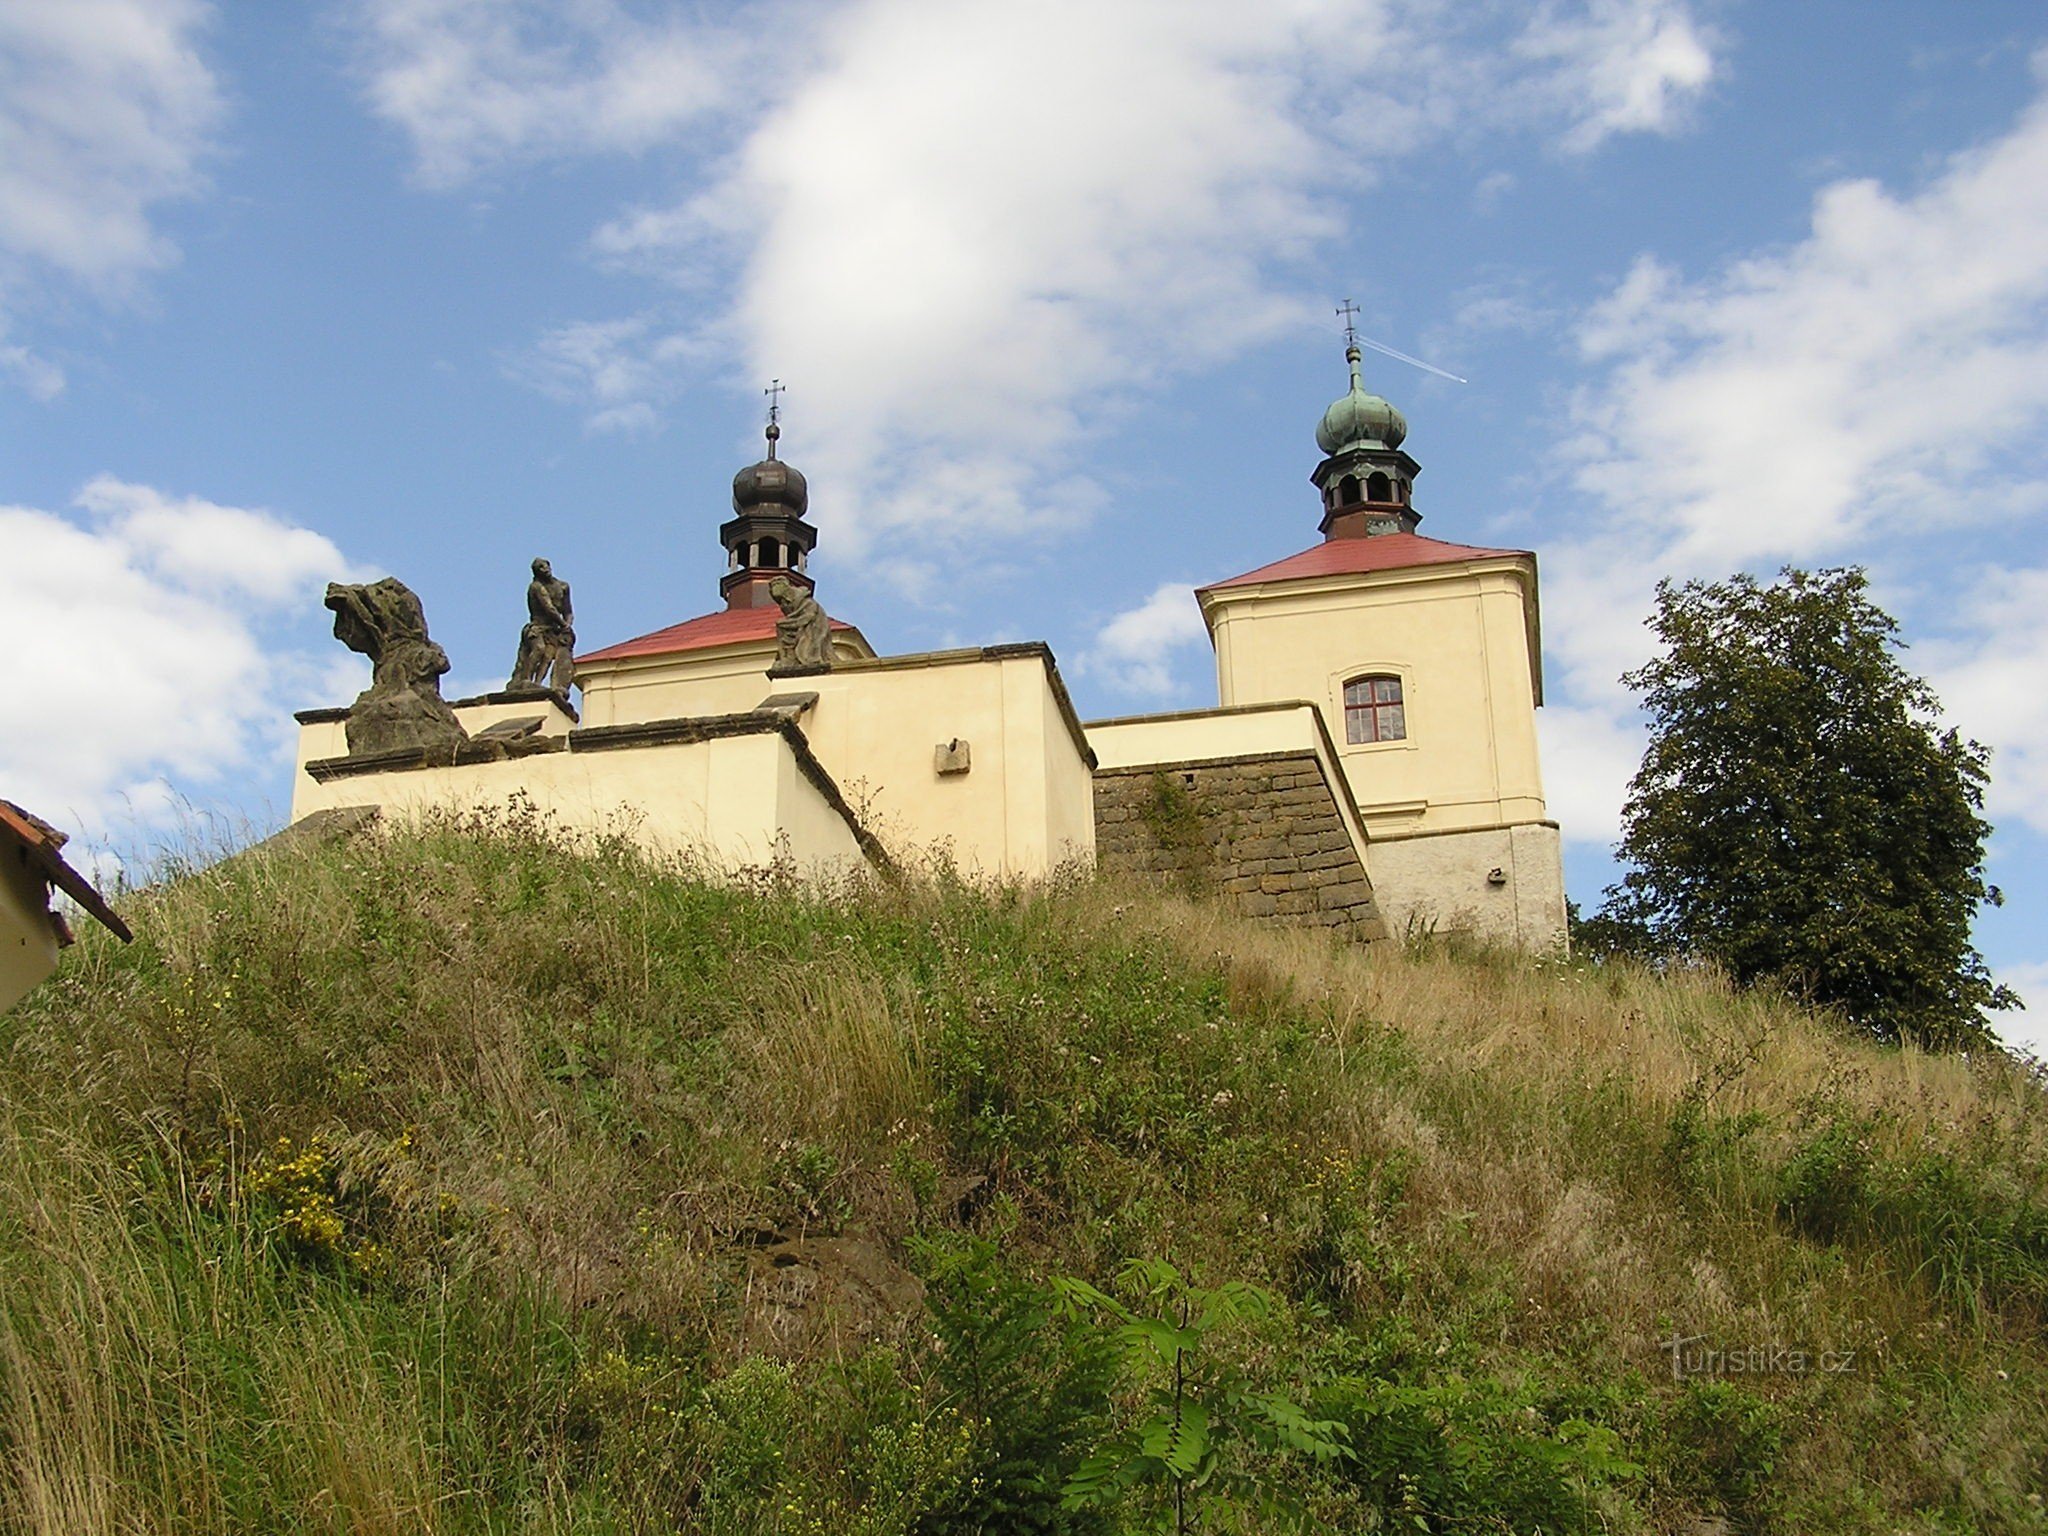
[1316,344,1407,454]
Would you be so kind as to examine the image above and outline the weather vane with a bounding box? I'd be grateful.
[763,378,786,457]
[1336,298,1361,350]
[1333,298,1468,385]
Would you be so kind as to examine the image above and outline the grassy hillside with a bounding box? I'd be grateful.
[3,810,2046,1533]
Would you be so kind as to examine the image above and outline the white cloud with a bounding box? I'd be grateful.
[1516,0,1717,154]
[1569,69,2048,571]
[0,0,220,288]
[72,475,355,603]
[1991,960,2048,1059]
[1544,54,2048,847]
[0,481,353,839]
[351,0,1723,561]
[1536,701,1642,847]
[0,0,221,394]
[504,316,706,436]
[346,0,745,188]
[0,333,63,400]
[1080,582,1208,699]
[1924,567,2048,837]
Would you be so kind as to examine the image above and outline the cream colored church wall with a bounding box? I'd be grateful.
[290,730,867,877]
[575,633,874,729]
[1,854,61,1014]
[290,641,1087,880]
[293,716,349,788]
[1087,702,1320,771]
[577,648,779,728]
[1040,677,1099,873]
[1364,821,1565,951]
[796,649,1096,879]
[1206,560,1546,838]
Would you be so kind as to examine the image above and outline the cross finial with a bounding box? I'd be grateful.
[1336,299,1361,351]
[763,378,785,457]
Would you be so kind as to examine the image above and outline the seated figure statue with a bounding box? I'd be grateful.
[770,576,833,670]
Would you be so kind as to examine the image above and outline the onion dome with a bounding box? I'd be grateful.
[1316,345,1407,454]
[731,422,809,515]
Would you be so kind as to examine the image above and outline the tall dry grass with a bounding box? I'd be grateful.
[2,820,2043,1531]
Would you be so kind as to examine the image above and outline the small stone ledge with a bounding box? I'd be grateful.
[305,735,568,782]
[568,709,811,754]
[301,687,580,734]
[449,685,580,723]
[247,805,383,853]
[1093,749,1321,779]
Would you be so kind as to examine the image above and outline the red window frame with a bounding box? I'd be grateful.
[1343,675,1406,743]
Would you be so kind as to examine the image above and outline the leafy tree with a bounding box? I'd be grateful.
[1598,566,2016,1049]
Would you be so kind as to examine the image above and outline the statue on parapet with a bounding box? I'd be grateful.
[769,576,832,670]
[324,577,469,757]
[508,557,576,695]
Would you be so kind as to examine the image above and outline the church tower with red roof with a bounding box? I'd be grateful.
[1184,339,1565,948]
[571,413,876,727]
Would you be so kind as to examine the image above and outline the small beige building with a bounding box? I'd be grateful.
[1,800,130,1013]
[287,343,1563,947]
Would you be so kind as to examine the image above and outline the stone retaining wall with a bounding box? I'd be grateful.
[1092,753,1389,943]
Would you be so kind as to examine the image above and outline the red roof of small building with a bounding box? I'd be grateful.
[1199,532,1530,593]
[578,605,856,664]
[0,800,131,943]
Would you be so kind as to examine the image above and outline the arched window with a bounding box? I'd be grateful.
[759,537,781,567]
[1366,471,1392,502]
[1339,473,1361,505]
[1343,674,1406,744]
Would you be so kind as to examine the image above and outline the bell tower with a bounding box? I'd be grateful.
[1311,307,1422,540]
[720,380,820,610]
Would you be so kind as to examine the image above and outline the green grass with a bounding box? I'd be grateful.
[2,809,2045,1532]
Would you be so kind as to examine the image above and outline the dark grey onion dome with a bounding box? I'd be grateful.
[732,449,809,515]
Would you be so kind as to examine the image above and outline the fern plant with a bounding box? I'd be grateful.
[1055,1258,1350,1534]
[913,1233,1118,1535]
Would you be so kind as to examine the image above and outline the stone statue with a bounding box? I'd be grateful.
[324,577,468,756]
[770,577,832,670]
[508,557,576,694]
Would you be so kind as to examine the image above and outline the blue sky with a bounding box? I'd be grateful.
[6,1,2048,1045]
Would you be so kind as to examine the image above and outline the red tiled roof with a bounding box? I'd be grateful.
[0,800,131,943]
[578,605,856,664]
[1199,532,1530,592]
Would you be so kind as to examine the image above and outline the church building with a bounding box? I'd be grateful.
[289,341,1564,950]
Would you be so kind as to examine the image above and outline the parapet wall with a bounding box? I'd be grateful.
[288,710,881,879]
[1093,753,1389,943]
